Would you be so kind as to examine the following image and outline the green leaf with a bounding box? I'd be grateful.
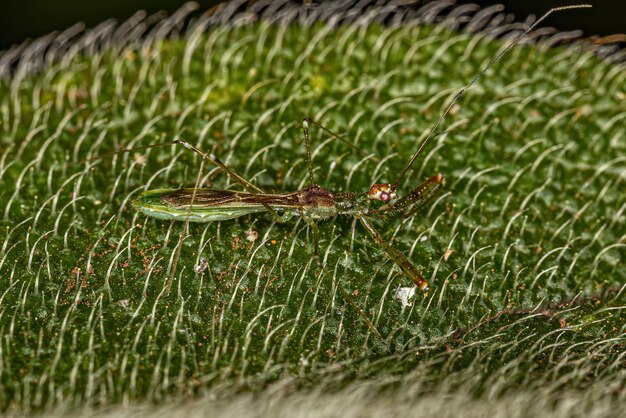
[0,3,624,415]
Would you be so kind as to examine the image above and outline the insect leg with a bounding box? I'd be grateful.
[167,139,282,294]
[313,245,383,340]
[303,118,365,154]
[329,270,383,340]
[302,119,317,186]
[311,219,321,259]
[94,139,287,223]
[303,118,380,164]
[306,216,382,338]
[174,140,285,223]
[358,216,430,292]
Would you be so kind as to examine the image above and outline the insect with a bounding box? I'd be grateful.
[117,5,590,336]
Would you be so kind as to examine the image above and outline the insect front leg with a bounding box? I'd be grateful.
[358,216,430,292]
[371,174,445,220]
[396,173,445,220]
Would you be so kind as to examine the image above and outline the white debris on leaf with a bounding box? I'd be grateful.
[133,152,147,165]
[246,228,259,242]
[394,287,416,307]
[194,257,209,274]
[116,299,130,309]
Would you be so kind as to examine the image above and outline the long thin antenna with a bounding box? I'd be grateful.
[393,4,592,189]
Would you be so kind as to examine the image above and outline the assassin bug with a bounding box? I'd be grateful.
[122,4,591,336]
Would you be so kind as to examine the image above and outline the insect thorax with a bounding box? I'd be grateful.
[297,185,335,207]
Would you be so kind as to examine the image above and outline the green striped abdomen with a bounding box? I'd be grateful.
[133,189,278,223]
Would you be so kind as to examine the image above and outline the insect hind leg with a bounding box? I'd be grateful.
[174,140,285,223]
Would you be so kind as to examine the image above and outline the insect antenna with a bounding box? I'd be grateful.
[393,4,592,190]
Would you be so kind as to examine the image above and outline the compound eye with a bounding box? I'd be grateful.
[380,192,390,202]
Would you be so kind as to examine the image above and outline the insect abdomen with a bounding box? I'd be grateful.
[133,189,270,223]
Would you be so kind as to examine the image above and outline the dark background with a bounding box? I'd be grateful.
[0,0,624,51]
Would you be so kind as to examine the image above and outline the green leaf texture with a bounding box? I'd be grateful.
[0,1,624,415]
